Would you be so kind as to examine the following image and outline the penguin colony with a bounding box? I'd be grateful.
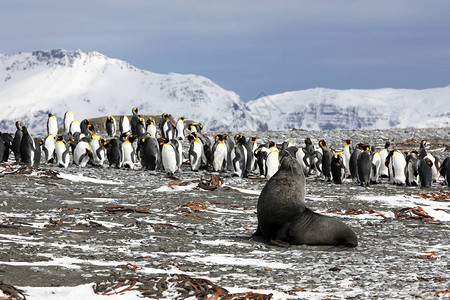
[0,109,449,189]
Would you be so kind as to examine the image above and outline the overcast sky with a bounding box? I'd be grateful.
[1,0,449,101]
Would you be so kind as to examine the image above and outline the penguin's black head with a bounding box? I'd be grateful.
[268,141,276,148]
[384,141,391,149]
[421,140,427,147]
[237,135,246,144]
[305,137,312,145]
[343,139,352,145]
[250,137,258,142]
[83,119,90,125]
[279,152,303,177]
[180,117,186,121]
[133,107,138,113]
[188,134,195,142]
[87,124,95,132]
[119,132,128,141]
[48,113,52,117]
[319,140,327,148]
[128,134,136,143]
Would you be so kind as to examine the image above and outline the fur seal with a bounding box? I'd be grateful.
[255,153,358,247]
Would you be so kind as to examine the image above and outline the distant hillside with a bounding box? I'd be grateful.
[0,49,265,134]
[247,87,450,130]
[0,49,449,134]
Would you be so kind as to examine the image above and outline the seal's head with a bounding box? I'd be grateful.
[278,152,304,178]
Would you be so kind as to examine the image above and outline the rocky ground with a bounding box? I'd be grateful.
[0,127,449,299]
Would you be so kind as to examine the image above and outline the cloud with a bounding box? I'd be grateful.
[1,0,449,100]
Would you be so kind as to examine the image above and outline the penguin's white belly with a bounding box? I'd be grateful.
[55,143,68,168]
[391,153,406,184]
[213,143,227,171]
[122,142,135,168]
[44,138,55,162]
[147,125,157,137]
[64,112,74,134]
[48,119,58,136]
[343,147,351,173]
[266,150,279,180]
[162,145,177,173]
[379,149,389,176]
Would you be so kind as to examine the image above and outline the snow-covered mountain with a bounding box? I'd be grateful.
[0,49,449,134]
[247,87,450,130]
[0,49,266,134]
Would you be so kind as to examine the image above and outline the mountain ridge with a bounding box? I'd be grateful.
[0,49,449,134]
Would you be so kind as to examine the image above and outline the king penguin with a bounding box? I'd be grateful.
[385,149,406,185]
[19,127,36,166]
[135,118,146,137]
[55,136,70,168]
[145,118,157,138]
[439,157,450,188]
[0,131,12,162]
[138,134,159,170]
[174,117,186,140]
[119,115,131,135]
[73,140,93,167]
[64,111,74,134]
[357,145,372,186]
[254,144,270,177]
[43,134,56,164]
[105,137,122,168]
[188,133,203,172]
[342,139,353,177]
[379,141,391,178]
[418,140,440,183]
[245,137,259,175]
[331,152,345,184]
[122,134,137,169]
[418,157,433,188]
[105,116,116,137]
[69,120,81,136]
[159,138,179,176]
[212,134,228,172]
[319,140,333,182]
[265,141,279,180]
[130,107,140,135]
[405,151,419,186]
[231,134,248,177]
[371,148,381,183]
[47,114,58,136]
[87,124,106,167]
[349,143,364,182]
[12,121,23,162]
[80,119,90,136]
[159,113,174,139]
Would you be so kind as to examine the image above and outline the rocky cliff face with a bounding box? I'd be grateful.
[247,87,450,130]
